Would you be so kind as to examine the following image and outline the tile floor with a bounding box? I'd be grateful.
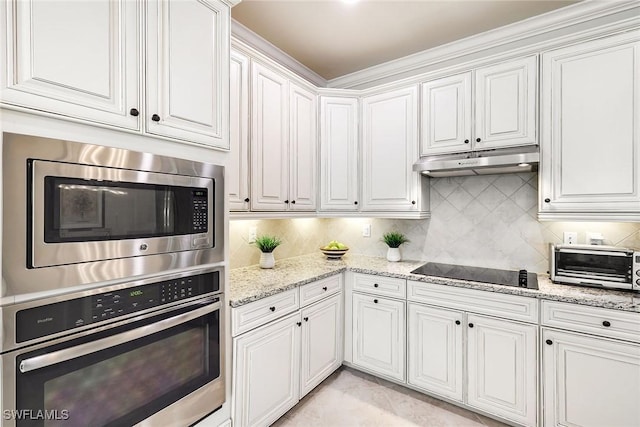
[272,367,508,427]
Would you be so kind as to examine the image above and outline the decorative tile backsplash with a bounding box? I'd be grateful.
[229,172,640,271]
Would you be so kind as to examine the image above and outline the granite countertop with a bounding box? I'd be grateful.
[229,253,640,313]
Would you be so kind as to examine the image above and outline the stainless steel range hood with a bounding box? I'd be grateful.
[413,146,539,178]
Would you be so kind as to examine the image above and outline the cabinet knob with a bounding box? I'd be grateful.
[476,138,481,143]
[151,114,161,122]
[373,299,378,304]
[374,283,379,288]
[284,200,289,204]
[602,320,611,327]
[464,139,469,144]
[546,339,553,345]
[354,201,358,205]
[468,323,474,328]
[297,322,302,327]
[455,320,461,325]
[244,198,250,203]
[269,306,275,312]
[291,200,296,204]
[544,198,551,203]
[304,317,309,322]
[129,108,139,117]
[322,286,328,291]
[411,200,416,205]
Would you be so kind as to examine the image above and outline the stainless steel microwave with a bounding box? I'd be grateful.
[2,133,225,303]
[550,244,640,291]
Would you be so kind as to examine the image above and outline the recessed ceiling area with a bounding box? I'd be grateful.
[232,0,579,80]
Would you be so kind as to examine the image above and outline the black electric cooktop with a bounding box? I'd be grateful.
[410,262,538,290]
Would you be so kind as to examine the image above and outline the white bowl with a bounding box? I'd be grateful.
[320,247,349,259]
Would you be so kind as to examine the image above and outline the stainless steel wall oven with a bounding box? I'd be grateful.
[2,133,225,302]
[1,268,225,426]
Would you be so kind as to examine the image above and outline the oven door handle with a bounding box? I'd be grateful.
[19,298,222,374]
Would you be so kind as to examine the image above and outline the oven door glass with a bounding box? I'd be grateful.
[14,300,221,427]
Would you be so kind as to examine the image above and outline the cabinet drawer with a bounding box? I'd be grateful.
[352,273,406,299]
[541,300,640,343]
[407,281,538,323]
[300,274,342,307]
[232,289,299,337]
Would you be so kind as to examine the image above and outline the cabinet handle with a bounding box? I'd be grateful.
[468,323,474,328]
[544,198,551,203]
[476,138,481,143]
[291,200,296,204]
[129,108,139,117]
[304,317,309,322]
[151,114,161,122]
[602,320,611,327]
[322,286,327,291]
[269,306,275,312]
[354,201,358,205]
[284,200,289,204]
[545,339,553,345]
[373,283,379,288]
[297,322,302,327]
[373,299,378,304]
[244,198,250,203]
[455,320,461,325]
[411,201,416,205]
[464,139,469,144]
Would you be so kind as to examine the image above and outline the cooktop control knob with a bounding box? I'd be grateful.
[518,269,528,287]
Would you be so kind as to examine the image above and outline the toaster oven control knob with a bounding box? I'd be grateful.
[139,243,148,251]
[636,278,640,286]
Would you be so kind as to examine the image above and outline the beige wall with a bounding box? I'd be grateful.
[230,173,640,271]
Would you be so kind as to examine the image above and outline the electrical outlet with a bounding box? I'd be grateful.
[563,231,578,245]
[362,224,371,238]
[248,227,257,244]
[586,232,604,245]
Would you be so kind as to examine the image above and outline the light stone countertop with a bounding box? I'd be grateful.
[229,253,640,313]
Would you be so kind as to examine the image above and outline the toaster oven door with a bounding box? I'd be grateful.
[553,247,632,287]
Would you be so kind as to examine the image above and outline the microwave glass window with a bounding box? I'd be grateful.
[44,177,209,243]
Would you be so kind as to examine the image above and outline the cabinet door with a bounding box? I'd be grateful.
[352,293,405,382]
[540,32,640,219]
[233,312,301,427]
[289,83,317,211]
[421,72,472,155]
[474,56,537,150]
[467,314,537,427]
[319,96,359,211]
[146,0,229,148]
[542,329,640,427]
[407,303,463,402]
[362,86,420,211]
[300,294,343,397]
[250,62,289,210]
[0,0,139,129]
[229,49,250,211]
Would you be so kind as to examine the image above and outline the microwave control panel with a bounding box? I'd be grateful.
[16,271,220,343]
[191,189,208,233]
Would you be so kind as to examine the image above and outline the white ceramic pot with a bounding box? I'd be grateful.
[386,247,401,262]
[259,252,275,269]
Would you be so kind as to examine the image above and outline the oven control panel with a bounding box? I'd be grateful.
[16,271,220,343]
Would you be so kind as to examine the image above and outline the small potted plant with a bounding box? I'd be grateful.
[381,231,409,262]
[253,234,282,269]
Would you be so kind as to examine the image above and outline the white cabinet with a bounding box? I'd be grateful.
[352,292,405,382]
[466,314,537,427]
[319,96,360,211]
[542,329,640,427]
[539,32,640,221]
[1,0,230,149]
[233,311,301,427]
[0,0,139,129]
[229,49,250,211]
[421,56,537,155]
[145,0,229,147]
[248,61,317,212]
[362,86,425,213]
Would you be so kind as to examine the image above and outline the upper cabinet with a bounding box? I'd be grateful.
[229,49,250,211]
[319,96,360,211]
[539,32,640,221]
[362,86,426,213]
[421,56,538,156]
[289,83,317,211]
[1,0,230,150]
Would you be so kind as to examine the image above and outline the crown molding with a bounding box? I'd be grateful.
[327,0,640,89]
[231,19,327,87]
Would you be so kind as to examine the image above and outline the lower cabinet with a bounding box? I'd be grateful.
[232,280,343,427]
[352,292,405,382]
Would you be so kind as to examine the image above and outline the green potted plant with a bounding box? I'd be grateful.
[381,231,409,262]
[253,234,282,268]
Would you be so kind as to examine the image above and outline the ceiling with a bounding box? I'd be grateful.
[232,0,579,80]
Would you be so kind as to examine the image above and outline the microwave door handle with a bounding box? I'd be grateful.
[19,298,221,374]
[163,190,174,232]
